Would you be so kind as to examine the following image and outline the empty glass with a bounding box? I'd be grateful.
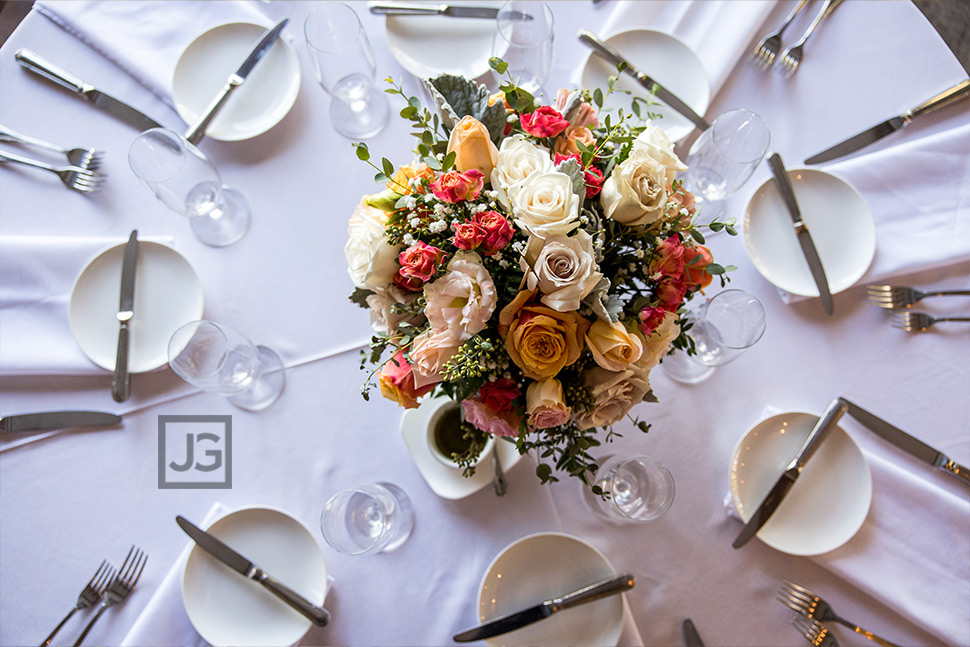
[662,289,767,384]
[682,109,770,225]
[491,1,554,96]
[321,482,415,555]
[167,320,285,411]
[583,455,675,523]
[128,128,250,247]
[304,3,388,139]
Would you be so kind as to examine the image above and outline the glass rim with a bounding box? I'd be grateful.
[128,127,192,185]
[167,319,232,381]
[704,289,767,350]
[321,486,389,555]
[304,2,365,55]
[496,1,555,45]
[711,108,770,165]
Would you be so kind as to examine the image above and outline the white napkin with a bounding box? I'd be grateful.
[597,0,778,99]
[33,0,270,108]
[0,235,173,376]
[779,121,970,304]
[724,411,970,646]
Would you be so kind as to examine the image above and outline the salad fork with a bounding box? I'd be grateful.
[40,560,115,647]
[792,615,840,647]
[779,580,900,647]
[779,0,843,77]
[0,150,105,193]
[891,311,970,332]
[73,546,147,646]
[0,125,104,171]
[866,284,970,309]
[751,0,810,70]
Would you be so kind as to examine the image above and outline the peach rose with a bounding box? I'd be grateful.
[388,162,435,195]
[684,244,714,289]
[409,328,461,389]
[431,169,485,204]
[499,290,589,380]
[526,378,571,429]
[574,364,651,429]
[586,320,644,372]
[637,310,681,370]
[555,126,596,157]
[447,116,499,177]
[378,350,435,409]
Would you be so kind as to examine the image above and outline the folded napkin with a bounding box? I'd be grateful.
[724,411,970,645]
[34,0,270,108]
[779,122,970,304]
[597,0,778,99]
[0,235,172,376]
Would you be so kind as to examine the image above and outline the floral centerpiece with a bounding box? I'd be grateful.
[345,60,734,488]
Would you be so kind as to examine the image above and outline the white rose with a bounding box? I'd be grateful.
[409,328,461,389]
[424,251,497,341]
[632,120,687,184]
[575,364,651,430]
[600,149,668,227]
[511,170,580,239]
[345,199,401,290]
[638,311,681,370]
[365,285,422,336]
[521,230,602,312]
[491,134,554,209]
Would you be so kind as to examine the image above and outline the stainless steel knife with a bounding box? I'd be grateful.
[0,411,122,433]
[733,398,848,549]
[806,79,970,164]
[184,18,289,145]
[369,3,531,19]
[682,618,705,647]
[844,399,970,485]
[578,29,710,131]
[176,515,331,626]
[14,49,163,132]
[111,231,138,403]
[767,153,834,315]
[453,572,635,642]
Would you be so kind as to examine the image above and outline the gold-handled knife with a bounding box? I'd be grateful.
[111,230,138,402]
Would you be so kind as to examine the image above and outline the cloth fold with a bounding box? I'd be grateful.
[34,0,270,108]
[0,235,173,376]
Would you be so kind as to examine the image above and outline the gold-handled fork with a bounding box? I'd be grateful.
[751,0,811,70]
[72,546,147,646]
[792,615,840,647]
[778,0,844,77]
[779,580,901,647]
[891,311,970,332]
[866,284,970,309]
[40,560,116,647]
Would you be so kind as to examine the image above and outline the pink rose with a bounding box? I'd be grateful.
[638,306,667,335]
[554,89,598,130]
[526,379,571,429]
[452,221,487,251]
[431,169,485,203]
[378,350,435,409]
[478,378,520,413]
[392,272,424,293]
[520,106,570,138]
[471,210,514,254]
[398,241,445,283]
[650,235,685,280]
[657,278,688,313]
[462,395,522,437]
[409,329,461,389]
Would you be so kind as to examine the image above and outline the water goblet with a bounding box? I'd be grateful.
[491,1,554,96]
[128,128,250,247]
[167,319,285,411]
[304,2,388,139]
[661,289,767,384]
[682,108,770,226]
[582,455,675,523]
[321,482,415,555]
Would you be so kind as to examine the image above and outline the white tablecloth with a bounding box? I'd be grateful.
[1,1,968,646]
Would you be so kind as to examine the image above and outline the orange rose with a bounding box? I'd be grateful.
[378,350,435,409]
[499,290,589,380]
[447,116,499,177]
[388,162,435,196]
[684,244,714,289]
[554,126,596,157]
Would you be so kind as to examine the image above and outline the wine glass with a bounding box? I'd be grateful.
[582,455,675,524]
[167,320,285,411]
[321,482,415,555]
[128,128,250,247]
[491,1,554,96]
[304,3,388,139]
[682,108,770,226]
[662,289,767,384]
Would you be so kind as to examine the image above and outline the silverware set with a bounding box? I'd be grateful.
[40,546,146,646]
[866,284,970,332]
[780,580,900,647]
[751,0,843,77]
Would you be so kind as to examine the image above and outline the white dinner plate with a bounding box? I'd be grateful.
[182,506,328,647]
[744,169,876,297]
[401,396,523,499]
[580,29,710,142]
[477,532,624,647]
[729,411,873,555]
[385,1,502,80]
[173,22,300,141]
[69,241,203,373]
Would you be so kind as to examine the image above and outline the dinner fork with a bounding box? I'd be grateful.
[72,546,147,646]
[891,311,970,332]
[779,580,900,647]
[778,0,843,77]
[0,125,104,171]
[866,284,970,309]
[40,560,116,647]
[792,615,840,647]
[751,0,810,70]
[0,150,105,193]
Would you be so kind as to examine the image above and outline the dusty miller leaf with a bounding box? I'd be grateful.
[424,74,507,143]
[555,158,586,212]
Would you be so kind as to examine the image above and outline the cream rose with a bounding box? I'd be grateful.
[345,198,401,290]
[600,149,669,227]
[638,310,681,370]
[447,116,499,177]
[632,121,687,184]
[491,134,554,209]
[511,170,580,239]
[365,285,422,336]
[526,378,571,429]
[575,365,651,430]
[409,328,461,389]
[522,230,602,312]
[424,251,497,341]
[586,320,643,372]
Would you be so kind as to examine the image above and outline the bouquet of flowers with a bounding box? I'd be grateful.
[346,61,734,487]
